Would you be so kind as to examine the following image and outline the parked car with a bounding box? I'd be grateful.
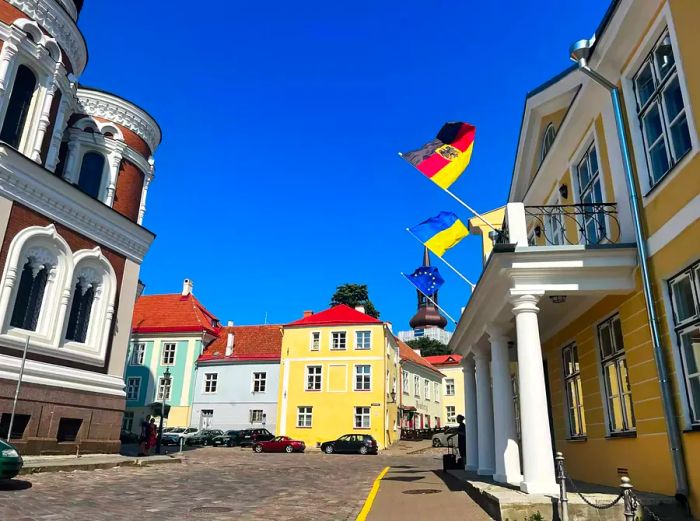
[238,428,274,447]
[320,434,378,455]
[212,430,242,447]
[160,427,199,446]
[186,429,224,446]
[253,436,305,453]
[0,440,22,479]
[120,430,139,444]
[432,427,458,447]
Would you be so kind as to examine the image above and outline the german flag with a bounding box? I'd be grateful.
[401,122,475,189]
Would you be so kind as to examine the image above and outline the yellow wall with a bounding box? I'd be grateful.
[277,323,399,449]
[439,365,465,426]
[165,406,191,428]
[468,206,505,264]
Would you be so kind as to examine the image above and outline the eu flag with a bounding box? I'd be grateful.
[408,266,444,297]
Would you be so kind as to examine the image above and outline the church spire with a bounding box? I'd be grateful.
[408,247,448,330]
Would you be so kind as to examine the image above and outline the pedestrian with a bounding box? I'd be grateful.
[146,418,158,455]
[138,414,151,456]
[456,414,466,468]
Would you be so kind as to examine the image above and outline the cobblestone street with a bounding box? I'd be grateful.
[0,448,446,521]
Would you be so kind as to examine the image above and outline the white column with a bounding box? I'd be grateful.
[474,346,495,476]
[487,326,523,485]
[63,139,81,183]
[511,292,557,494]
[0,41,19,121]
[138,162,154,225]
[30,66,62,163]
[104,151,123,206]
[463,355,478,471]
[45,94,73,172]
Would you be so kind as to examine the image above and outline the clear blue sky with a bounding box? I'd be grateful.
[78,0,610,330]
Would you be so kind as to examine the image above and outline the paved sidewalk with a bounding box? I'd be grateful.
[19,452,181,475]
[366,461,492,521]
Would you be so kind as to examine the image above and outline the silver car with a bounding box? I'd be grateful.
[431,427,458,447]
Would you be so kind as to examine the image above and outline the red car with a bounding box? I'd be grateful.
[252,436,305,453]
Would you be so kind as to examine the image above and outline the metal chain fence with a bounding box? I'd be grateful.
[566,476,625,509]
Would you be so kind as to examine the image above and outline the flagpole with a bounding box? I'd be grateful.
[400,272,457,324]
[405,228,476,290]
[398,152,501,235]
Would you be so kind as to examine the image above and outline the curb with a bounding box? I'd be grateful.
[19,456,182,475]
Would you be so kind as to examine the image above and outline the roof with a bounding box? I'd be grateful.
[198,325,282,362]
[397,340,444,377]
[423,354,463,366]
[286,304,383,327]
[131,294,219,335]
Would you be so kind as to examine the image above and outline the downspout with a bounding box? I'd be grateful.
[573,54,688,501]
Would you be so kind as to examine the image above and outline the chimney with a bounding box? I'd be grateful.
[355,305,366,314]
[413,348,421,357]
[182,278,194,296]
[303,310,314,318]
[225,321,234,357]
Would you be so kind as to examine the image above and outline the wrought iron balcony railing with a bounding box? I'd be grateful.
[524,203,619,246]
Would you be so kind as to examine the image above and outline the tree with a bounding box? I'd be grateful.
[406,337,450,357]
[330,283,380,318]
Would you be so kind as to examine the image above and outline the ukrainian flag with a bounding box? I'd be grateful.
[409,212,469,257]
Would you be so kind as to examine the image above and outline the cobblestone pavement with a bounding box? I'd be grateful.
[0,447,448,521]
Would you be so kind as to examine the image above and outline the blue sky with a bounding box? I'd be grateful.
[78,0,610,330]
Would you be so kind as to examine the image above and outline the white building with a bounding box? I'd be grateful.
[397,327,452,345]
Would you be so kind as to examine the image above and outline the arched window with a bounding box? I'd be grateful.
[0,65,37,149]
[10,256,50,331]
[65,274,97,343]
[540,123,557,163]
[77,152,105,199]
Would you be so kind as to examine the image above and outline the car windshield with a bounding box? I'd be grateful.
[170,428,185,433]
[185,428,197,433]
[226,430,239,435]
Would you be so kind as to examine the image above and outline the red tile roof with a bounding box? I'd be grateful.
[423,354,463,366]
[286,304,383,327]
[131,294,220,335]
[198,325,282,362]
[397,340,444,377]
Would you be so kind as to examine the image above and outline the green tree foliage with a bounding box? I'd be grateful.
[406,337,450,356]
[330,283,380,318]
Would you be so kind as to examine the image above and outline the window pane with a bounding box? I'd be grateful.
[654,36,675,81]
[643,103,665,143]
[612,318,624,354]
[680,329,700,375]
[672,276,697,323]
[648,139,671,183]
[688,376,700,423]
[77,153,105,199]
[635,61,656,107]
[577,156,590,190]
[669,114,691,160]
[600,323,613,359]
[663,77,685,121]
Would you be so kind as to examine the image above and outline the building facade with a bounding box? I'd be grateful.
[277,305,400,449]
[450,0,700,510]
[124,280,219,432]
[398,341,444,429]
[424,354,464,427]
[190,324,281,432]
[0,0,161,454]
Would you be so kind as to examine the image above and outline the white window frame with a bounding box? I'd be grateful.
[446,406,456,424]
[445,378,455,396]
[330,330,347,351]
[249,409,264,423]
[157,376,172,401]
[252,371,267,393]
[540,122,556,163]
[297,406,312,428]
[354,406,371,429]
[161,342,177,366]
[203,373,218,394]
[402,370,409,395]
[433,381,440,402]
[130,342,145,365]
[424,379,430,401]
[122,411,134,432]
[354,364,371,391]
[305,365,322,391]
[355,330,371,350]
[310,331,321,351]
[573,142,608,245]
[562,343,586,439]
[414,375,420,397]
[126,377,140,401]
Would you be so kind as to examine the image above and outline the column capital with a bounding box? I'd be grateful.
[473,346,490,364]
[461,354,475,369]
[486,324,511,344]
[510,291,544,316]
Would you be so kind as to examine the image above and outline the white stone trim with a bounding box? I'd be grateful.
[76,89,161,153]
[647,192,700,256]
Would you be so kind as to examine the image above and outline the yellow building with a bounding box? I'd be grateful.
[277,305,400,449]
[424,354,465,427]
[450,0,700,511]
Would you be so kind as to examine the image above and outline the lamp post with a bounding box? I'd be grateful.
[156,367,171,455]
[569,39,688,499]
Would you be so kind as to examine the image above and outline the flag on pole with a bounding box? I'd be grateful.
[409,211,469,257]
[406,266,445,297]
[401,122,476,189]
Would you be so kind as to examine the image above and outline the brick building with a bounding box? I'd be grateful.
[0,0,161,454]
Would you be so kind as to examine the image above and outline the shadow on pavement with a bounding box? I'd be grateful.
[382,476,425,483]
[0,478,32,491]
[431,469,472,493]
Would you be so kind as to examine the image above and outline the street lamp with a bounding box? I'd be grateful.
[156,367,171,455]
[569,38,688,499]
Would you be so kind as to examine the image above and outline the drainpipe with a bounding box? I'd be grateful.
[570,40,688,501]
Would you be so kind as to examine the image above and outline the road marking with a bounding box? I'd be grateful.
[356,466,390,521]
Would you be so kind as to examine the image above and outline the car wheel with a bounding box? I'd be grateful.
[285,445,293,453]
[432,438,442,447]
[359,446,368,455]
[203,440,208,446]
[324,445,334,454]
[253,444,263,453]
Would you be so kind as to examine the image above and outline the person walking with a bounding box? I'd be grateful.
[146,418,158,455]
[456,414,466,468]
[138,414,151,456]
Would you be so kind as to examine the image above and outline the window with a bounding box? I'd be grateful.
[331,331,347,350]
[204,373,218,394]
[598,315,635,433]
[130,343,145,365]
[253,372,267,392]
[669,262,700,424]
[10,257,49,331]
[354,406,370,428]
[126,377,141,401]
[540,123,556,163]
[121,411,134,432]
[402,370,409,395]
[161,343,176,365]
[562,343,586,438]
[157,376,172,401]
[310,331,320,351]
[354,365,371,391]
[545,207,565,246]
[0,65,37,149]
[433,382,440,402]
[297,406,312,428]
[414,375,420,397]
[575,143,606,244]
[76,152,105,199]
[424,379,430,400]
[65,277,96,343]
[306,365,322,391]
[446,406,456,424]
[633,31,691,188]
[445,379,455,396]
[355,330,371,350]
[249,409,264,423]
[56,418,82,443]
[0,413,30,439]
